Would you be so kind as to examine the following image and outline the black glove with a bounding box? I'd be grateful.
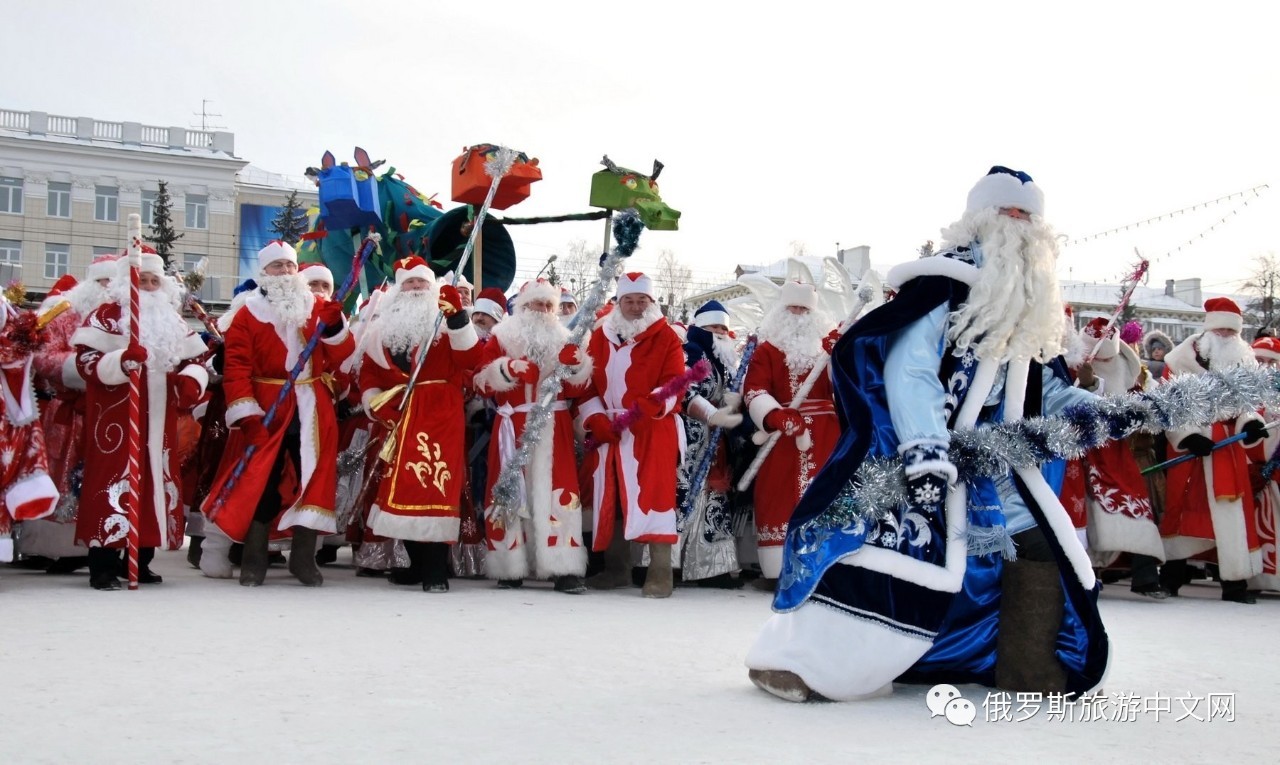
[1178,433,1215,457]
[446,308,470,330]
[1241,419,1268,446]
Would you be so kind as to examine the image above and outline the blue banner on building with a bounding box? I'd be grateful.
[238,204,282,279]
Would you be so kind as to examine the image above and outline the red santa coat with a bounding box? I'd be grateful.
[0,304,59,561]
[473,321,593,579]
[32,305,87,494]
[578,316,686,548]
[73,301,208,549]
[201,291,354,542]
[743,341,839,579]
[358,321,481,542]
[1159,335,1264,581]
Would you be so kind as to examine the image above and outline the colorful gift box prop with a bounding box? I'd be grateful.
[451,144,542,210]
[589,155,681,231]
[314,148,383,231]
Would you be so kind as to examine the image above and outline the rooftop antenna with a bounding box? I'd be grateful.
[191,99,226,131]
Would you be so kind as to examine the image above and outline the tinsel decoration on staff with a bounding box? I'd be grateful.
[205,234,380,522]
[488,209,643,529]
[1141,420,1280,475]
[678,335,758,522]
[804,365,1280,534]
[1084,254,1148,363]
[584,359,713,451]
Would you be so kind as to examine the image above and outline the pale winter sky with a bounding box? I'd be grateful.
[6,0,1279,299]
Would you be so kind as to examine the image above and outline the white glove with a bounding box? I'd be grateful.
[708,406,743,429]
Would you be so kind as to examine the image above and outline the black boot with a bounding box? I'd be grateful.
[287,527,324,586]
[239,521,270,587]
[996,558,1068,694]
[553,574,585,594]
[421,542,450,593]
[45,556,89,574]
[315,545,339,566]
[88,547,122,591]
[186,536,204,568]
[1159,559,1190,597]
[138,547,163,584]
[1221,579,1257,604]
[389,541,424,586]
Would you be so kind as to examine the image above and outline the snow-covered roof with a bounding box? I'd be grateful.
[237,164,316,193]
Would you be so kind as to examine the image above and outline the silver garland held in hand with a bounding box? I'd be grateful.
[488,209,645,528]
[817,365,1280,530]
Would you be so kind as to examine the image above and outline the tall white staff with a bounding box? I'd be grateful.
[737,278,879,492]
[124,214,144,590]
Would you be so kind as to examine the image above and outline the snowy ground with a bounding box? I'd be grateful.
[2,549,1277,765]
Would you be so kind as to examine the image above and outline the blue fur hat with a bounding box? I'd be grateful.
[693,300,729,328]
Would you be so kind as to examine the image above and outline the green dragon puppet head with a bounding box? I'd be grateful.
[589,156,680,231]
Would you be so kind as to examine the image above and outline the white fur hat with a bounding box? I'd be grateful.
[616,272,653,299]
[515,278,560,310]
[1203,297,1243,333]
[966,166,1045,217]
[258,240,298,273]
[779,281,817,310]
[300,263,335,289]
[115,250,165,280]
[87,251,122,282]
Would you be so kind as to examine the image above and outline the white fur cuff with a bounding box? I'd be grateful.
[475,358,519,394]
[96,349,129,387]
[61,356,86,391]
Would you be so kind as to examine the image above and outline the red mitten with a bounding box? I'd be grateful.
[558,344,583,366]
[586,414,618,445]
[316,298,344,328]
[121,343,148,365]
[438,285,463,316]
[238,416,269,447]
[173,375,203,409]
[635,394,665,419]
[764,408,804,436]
[508,359,540,384]
[822,329,842,355]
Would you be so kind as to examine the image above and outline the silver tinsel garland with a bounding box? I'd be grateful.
[488,210,643,527]
[816,365,1280,530]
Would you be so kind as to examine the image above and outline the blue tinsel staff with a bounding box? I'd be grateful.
[1142,420,1280,475]
[205,233,380,522]
[679,334,758,523]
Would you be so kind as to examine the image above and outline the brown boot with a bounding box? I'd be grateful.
[287,527,324,587]
[642,543,673,598]
[586,519,632,590]
[996,559,1068,693]
[239,521,270,587]
[748,669,826,702]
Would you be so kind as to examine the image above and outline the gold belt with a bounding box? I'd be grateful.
[252,376,320,385]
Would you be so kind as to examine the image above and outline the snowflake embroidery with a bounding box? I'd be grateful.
[912,482,942,505]
[0,446,13,468]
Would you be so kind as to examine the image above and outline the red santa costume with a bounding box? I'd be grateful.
[473,279,593,589]
[73,254,208,556]
[579,274,687,548]
[1075,318,1163,563]
[742,281,840,579]
[201,242,354,587]
[358,257,481,545]
[0,295,60,562]
[1160,298,1264,588]
[1248,336,1280,592]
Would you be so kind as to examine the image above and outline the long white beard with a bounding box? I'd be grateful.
[136,290,193,372]
[711,332,740,376]
[941,208,1064,363]
[258,273,312,328]
[66,280,111,317]
[380,289,439,355]
[606,303,663,344]
[1199,331,1256,371]
[760,305,830,374]
[492,308,567,369]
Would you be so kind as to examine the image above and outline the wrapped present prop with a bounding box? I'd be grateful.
[451,144,542,210]
[589,156,680,231]
[316,149,383,230]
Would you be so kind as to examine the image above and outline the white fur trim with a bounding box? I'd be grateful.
[178,363,209,395]
[277,505,337,535]
[563,353,593,387]
[1002,359,1030,421]
[447,320,479,352]
[395,262,434,287]
[367,505,459,543]
[60,356,86,391]
[258,241,298,273]
[474,357,519,394]
[473,297,505,321]
[225,397,265,426]
[360,388,383,415]
[687,394,717,423]
[694,310,730,328]
[300,264,334,288]
[616,272,653,299]
[748,392,782,430]
[0,537,11,563]
[966,171,1045,217]
[71,323,127,353]
[577,396,606,423]
[87,257,119,282]
[96,349,129,386]
[1086,505,1165,561]
[515,280,560,308]
[4,472,58,521]
[758,545,784,579]
[746,601,923,701]
[954,357,999,429]
[886,257,979,289]
[779,282,817,310]
[321,321,351,346]
[1204,310,1243,333]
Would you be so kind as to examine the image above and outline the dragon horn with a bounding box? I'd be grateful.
[651,160,664,181]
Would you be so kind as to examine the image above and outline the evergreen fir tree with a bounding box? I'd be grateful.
[143,180,183,267]
[270,190,310,245]
[545,263,561,286]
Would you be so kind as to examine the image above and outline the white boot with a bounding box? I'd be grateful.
[199,523,234,579]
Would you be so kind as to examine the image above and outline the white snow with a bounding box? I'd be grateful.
[1,550,1276,764]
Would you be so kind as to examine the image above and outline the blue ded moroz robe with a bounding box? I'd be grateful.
[745,248,1110,701]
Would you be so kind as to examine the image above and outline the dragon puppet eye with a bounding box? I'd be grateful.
[622,174,638,189]
[649,180,659,192]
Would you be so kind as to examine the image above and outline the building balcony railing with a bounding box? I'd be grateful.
[0,107,235,156]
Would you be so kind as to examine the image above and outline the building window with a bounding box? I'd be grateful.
[47,182,71,218]
[92,245,118,257]
[45,243,70,279]
[0,239,20,283]
[185,194,208,229]
[141,190,157,225]
[0,177,21,214]
[95,186,118,222]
